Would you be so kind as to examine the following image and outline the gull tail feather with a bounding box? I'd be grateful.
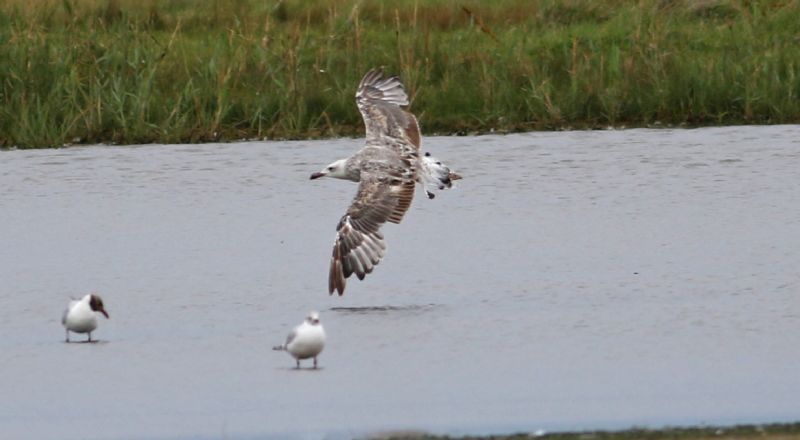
[420,152,461,199]
[272,345,286,351]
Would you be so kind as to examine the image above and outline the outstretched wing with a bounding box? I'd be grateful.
[356,68,422,151]
[329,172,415,295]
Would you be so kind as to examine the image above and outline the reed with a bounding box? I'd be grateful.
[379,422,800,439]
[1,0,799,148]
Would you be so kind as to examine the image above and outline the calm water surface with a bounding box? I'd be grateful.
[1,126,799,439]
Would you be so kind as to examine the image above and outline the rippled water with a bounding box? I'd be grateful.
[1,126,799,439]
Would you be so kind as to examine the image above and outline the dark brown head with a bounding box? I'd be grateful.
[89,294,109,319]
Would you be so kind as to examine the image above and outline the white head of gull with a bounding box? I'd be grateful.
[310,68,462,295]
[62,293,109,343]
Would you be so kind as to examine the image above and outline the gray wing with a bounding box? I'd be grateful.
[272,327,297,351]
[356,68,422,154]
[329,172,415,295]
[61,299,78,325]
[284,327,299,347]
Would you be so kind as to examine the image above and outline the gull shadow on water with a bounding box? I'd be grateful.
[277,366,325,372]
[329,304,440,315]
[63,340,110,345]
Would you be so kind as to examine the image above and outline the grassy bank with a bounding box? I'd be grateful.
[376,422,800,439]
[1,0,799,148]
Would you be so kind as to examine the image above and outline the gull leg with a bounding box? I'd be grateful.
[88,332,92,343]
[65,330,70,343]
[295,359,300,369]
[313,357,318,369]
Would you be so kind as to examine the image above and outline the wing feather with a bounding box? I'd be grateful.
[356,68,422,153]
[328,173,414,295]
[284,327,299,348]
[61,299,79,325]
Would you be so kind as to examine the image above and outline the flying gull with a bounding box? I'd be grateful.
[310,68,461,295]
[62,293,109,342]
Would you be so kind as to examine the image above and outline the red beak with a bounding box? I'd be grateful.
[101,310,109,319]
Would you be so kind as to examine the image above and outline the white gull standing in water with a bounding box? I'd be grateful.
[310,68,461,295]
[273,311,326,369]
[62,293,109,342]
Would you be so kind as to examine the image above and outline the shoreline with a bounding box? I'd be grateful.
[3,121,797,152]
[376,422,800,440]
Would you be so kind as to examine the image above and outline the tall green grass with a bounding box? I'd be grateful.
[1,0,799,148]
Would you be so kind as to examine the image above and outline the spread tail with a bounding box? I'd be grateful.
[420,152,461,199]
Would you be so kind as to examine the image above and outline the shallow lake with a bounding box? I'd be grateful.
[1,126,799,439]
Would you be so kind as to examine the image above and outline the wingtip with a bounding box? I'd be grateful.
[359,67,385,89]
[328,281,345,296]
[330,276,345,296]
[329,246,347,296]
[357,67,409,107]
[336,270,346,295]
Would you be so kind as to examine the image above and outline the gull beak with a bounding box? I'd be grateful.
[101,310,109,319]
[310,172,325,180]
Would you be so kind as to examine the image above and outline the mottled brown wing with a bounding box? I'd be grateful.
[356,68,422,151]
[329,172,415,295]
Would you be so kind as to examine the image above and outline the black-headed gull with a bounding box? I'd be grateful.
[273,311,326,369]
[62,293,109,342]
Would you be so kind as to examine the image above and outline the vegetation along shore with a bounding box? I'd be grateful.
[375,422,800,440]
[2,0,799,149]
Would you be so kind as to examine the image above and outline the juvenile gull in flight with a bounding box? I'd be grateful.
[62,293,109,342]
[310,68,461,295]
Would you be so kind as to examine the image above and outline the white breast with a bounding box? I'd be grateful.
[63,300,98,334]
[286,323,326,359]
